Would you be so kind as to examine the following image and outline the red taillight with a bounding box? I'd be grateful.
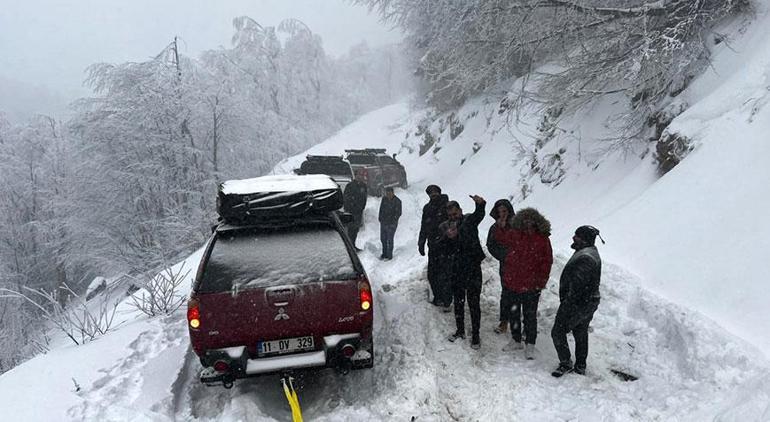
[213,360,230,372]
[359,280,372,311]
[187,297,201,329]
[359,169,369,181]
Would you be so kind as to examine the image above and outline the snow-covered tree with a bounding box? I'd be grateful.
[69,40,212,276]
[357,0,749,138]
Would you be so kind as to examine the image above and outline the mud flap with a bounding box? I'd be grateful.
[200,367,235,388]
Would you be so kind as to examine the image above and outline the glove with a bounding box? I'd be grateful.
[418,244,425,256]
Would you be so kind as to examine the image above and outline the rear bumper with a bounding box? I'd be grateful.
[198,333,373,385]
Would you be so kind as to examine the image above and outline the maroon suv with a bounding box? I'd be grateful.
[187,212,374,388]
[345,148,408,196]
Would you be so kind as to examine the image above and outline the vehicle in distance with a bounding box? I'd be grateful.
[293,155,354,190]
[188,175,374,388]
[344,148,408,196]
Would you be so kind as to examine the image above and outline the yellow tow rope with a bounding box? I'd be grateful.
[281,376,303,422]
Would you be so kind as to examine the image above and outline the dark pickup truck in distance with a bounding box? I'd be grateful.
[293,155,354,190]
[344,148,408,196]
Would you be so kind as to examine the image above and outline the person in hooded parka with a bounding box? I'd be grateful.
[486,199,515,335]
[498,208,553,360]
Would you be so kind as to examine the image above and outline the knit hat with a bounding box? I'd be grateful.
[425,185,442,195]
[575,225,605,245]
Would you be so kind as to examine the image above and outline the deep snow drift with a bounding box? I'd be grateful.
[3,4,770,421]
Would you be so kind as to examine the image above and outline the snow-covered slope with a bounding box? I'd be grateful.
[3,5,770,422]
[342,4,770,355]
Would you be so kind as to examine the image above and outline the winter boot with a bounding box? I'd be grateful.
[470,334,481,350]
[573,364,586,375]
[502,339,524,352]
[442,304,452,313]
[448,330,466,342]
[551,362,574,378]
[494,321,508,334]
[524,343,536,360]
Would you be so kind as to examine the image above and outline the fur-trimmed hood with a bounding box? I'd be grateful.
[511,207,551,236]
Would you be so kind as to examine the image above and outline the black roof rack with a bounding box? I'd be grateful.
[344,148,387,155]
[305,155,345,161]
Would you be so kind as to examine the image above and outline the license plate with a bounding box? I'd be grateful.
[258,336,315,357]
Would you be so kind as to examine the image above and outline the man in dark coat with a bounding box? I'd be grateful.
[551,225,603,377]
[486,199,515,334]
[418,185,450,307]
[378,187,402,260]
[440,195,486,349]
[343,170,368,251]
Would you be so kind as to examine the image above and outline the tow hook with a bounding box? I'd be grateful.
[336,360,352,375]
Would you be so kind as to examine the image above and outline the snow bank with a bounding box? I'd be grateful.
[586,7,770,353]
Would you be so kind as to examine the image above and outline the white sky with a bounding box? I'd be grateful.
[0,0,401,98]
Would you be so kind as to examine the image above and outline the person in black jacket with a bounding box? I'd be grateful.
[440,195,487,349]
[343,171,368,251]
[418,185,450,307]
[486,199,515,335]
[551,225,604,377]
[378,187,402,260]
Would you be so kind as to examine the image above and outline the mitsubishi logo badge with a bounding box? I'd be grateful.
[274,307,290,321]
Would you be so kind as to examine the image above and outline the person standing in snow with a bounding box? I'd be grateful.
[486,199,515,335]
[418,185,451,308]
[551,225,604,377]
[498,208,553,360]
[378,187,402,260]
[343,170,368,251]
[440,195,486,349]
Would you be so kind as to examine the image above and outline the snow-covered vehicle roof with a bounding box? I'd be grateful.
[220,174,339,195]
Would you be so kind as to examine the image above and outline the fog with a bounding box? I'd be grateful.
[0,0,401,119]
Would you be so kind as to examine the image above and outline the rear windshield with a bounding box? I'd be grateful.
[300,161,352,177]
[199,225,357,293]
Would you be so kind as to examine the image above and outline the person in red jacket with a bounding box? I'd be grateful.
[497,208,553,359]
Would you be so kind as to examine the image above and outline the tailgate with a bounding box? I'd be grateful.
[191,279,370,354]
